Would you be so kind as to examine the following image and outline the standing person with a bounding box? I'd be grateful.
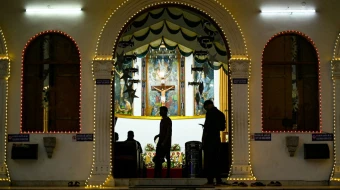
[153,106,172,178]
[201,100,228,186]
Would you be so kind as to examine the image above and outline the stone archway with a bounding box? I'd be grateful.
[88,0,254,186]
[0,27,10,183]
[331,32,340,181]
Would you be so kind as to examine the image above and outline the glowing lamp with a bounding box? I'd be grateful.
[261,9,316,14]
[25,8,82,14]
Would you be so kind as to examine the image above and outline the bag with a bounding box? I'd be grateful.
[218,110,226,131]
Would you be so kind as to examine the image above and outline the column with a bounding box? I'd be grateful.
[228,59,255,180]
[219,69,228,142]
[185,55,194,116]
[214,69,220,109]
[0,59,10,183]
[87,60,114,186]
[133,58,142,116]
[331,60,340,181]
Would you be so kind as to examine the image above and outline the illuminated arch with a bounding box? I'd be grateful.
[261,30,322,133]
[88,0,252,186]
[20,30,82,133]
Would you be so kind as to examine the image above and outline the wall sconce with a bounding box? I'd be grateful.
[43,137,56,158]
[286,136,299,157]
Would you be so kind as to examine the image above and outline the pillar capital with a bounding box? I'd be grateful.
[0,59,9,79]
[93,60,114,79]
[229,59,250,78]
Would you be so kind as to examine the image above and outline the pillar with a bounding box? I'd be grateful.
[185,55,194,116]
[228,59,255,180]
[331,60,340,181]
[86,60,114,186]
[0,59,10,184]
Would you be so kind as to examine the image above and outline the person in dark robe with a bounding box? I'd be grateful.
[201,100,228,186]
[114,132,119,142]
[153,106,172,178]
[125,131,143,153]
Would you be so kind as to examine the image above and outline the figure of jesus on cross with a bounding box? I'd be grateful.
[152,72,175,106]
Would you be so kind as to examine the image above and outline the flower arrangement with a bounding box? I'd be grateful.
[142,143,185,169]
[170,144,180,151]
[145,143,155,151]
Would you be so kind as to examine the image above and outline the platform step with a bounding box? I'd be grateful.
[129,185,214,190]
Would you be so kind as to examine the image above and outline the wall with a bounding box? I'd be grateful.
[0,0,338,182]
[222,0,337,180]
[0,0,121,181]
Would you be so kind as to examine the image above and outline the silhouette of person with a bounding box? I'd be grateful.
[153,106,172,178]
[202,100,228,186]
[125,131,143,153]
[114,132,119,142]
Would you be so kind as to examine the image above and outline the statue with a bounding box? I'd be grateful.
[124,99,132,112]
[115,69,125,100]
[151,84,175,106]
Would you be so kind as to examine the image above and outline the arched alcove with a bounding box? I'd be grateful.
[21,30,82,133]
[261,31,321,133]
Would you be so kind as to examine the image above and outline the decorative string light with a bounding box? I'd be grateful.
[261,30,322,133]
[20,30,82,134]
[0,27,11,182]
[94,57,112,61]
[87,0,253,186]
[330,32,340,181]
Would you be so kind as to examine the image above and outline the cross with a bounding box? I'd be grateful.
[151,81,175,106]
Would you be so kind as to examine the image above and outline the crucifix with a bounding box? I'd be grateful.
[151,75,175,106]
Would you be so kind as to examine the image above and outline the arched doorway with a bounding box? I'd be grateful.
[262,31,321,133]
[112,4,230,178]
[88,0,253,186]
[21,31,82,133]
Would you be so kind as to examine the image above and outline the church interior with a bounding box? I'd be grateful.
[0,0,340,189]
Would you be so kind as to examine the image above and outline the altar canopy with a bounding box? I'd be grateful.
[114,7,229,117]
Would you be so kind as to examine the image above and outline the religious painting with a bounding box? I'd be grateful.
[146,56,179,116]
[114,60,134,115]
[194,61,214,115]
